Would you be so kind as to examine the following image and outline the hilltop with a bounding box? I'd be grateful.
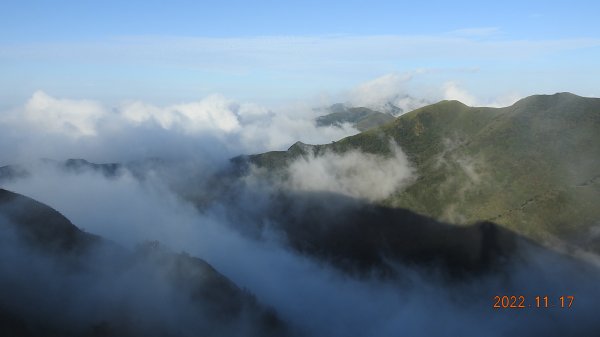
[315,104,395,131]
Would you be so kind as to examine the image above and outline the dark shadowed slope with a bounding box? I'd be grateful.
[267,192,521,278]
[0,188,288,337]
[223,190,598,281]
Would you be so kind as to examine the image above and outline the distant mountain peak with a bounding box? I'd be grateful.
[315,104,395,131]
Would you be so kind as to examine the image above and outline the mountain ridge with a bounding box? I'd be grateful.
[246,92,600,250]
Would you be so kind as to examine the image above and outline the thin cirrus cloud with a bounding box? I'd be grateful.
[445,27,502,38]
[3,33,599,66]
[1,31,599,104]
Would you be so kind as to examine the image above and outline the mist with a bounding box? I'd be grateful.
[239,140,417,203]
[0,210,282,337]
[2,155,600,336]
[1,89,599,336]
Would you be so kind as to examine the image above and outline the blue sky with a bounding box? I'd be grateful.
[1,0,599,106]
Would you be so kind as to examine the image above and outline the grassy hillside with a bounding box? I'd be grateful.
[248,93,600,249]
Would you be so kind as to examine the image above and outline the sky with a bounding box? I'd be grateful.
[1,0,600,107]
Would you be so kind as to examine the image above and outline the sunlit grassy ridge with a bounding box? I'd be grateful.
[249,93,600,249]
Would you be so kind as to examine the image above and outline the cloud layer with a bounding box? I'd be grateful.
[0,78,523,167]
[283,142,415,201]
[0,91,358,165]
[3,159,600,337]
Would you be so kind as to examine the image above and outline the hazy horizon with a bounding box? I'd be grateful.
[1,0,600,107]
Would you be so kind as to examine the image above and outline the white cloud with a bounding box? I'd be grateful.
[24,91,105,137]
[0,91,359,164]
[283,142,415,202]
[343,75,520,114]
[487,92,522,107]
[349,73,412,107]
[0,82,528,166]
[344,72,430,114]
[121,94,241,133]
[117,94,357,152]
[443,82,478,106]
[443,81,522,107]
[238,112,357,152]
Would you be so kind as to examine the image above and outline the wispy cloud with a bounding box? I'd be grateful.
[2,34,599,71]
[446,27,502,37]
[1,33,597,104]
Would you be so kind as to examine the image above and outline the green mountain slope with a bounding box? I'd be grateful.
[248,93,600,249]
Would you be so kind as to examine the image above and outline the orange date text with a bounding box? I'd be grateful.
[492,295,574,309]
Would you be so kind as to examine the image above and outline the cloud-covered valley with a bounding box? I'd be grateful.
[1,87,599,337]
[2,153,600,337]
